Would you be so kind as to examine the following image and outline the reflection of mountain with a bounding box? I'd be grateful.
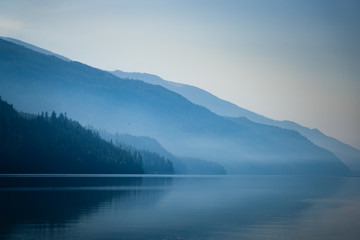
[112,70,360,173]
[0,38,351,175]
[121,176,345,239]
[1,176,351,240]
[0,176,172,239]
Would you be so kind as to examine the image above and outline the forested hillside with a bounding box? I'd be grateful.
[0,97,143,174]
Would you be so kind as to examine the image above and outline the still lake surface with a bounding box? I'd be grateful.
[0,174,359,240]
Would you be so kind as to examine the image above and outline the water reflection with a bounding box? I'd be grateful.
[0,175,359,240]
[0,175,172,239]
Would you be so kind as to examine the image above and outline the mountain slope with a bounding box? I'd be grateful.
[0,36,70,61]
[96,131,175,174]
[0,96,143,174]
[269,120,360,172]
[99,131,226,175]
[111,70,360,172]
[0,38,351,175]
[8,37,357,172]
[112,70,271,123]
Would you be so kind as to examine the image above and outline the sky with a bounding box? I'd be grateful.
[1,0,360,149]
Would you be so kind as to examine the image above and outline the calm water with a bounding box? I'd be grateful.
[0,175,359,240]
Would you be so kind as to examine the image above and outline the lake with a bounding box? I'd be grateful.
[0,175,359,240]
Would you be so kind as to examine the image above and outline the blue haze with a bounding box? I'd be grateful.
[0,0,359,149]
[112,70,360,173]
[0,38,351,175]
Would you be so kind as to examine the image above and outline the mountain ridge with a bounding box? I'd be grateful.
[0,37,351,175]
[111,70,360,172]
[0,36,70,62]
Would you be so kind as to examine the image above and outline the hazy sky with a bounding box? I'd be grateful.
[1,0,360,149]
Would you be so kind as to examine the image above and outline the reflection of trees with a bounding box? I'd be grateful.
[0,176,173,238]
[0,176,350,240]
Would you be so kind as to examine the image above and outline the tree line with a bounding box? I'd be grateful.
[0,96,143,174]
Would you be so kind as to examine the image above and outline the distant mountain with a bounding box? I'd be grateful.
[112,70,360,173]
[0,37,351,175]
[3,39,356,172]
[0,96,143,174]
[98,131,226,175]
[97,131,175,174]
[0,36,70,61]
[8,38,356,173]
[267,120,360,173]
[112,70,270,123]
